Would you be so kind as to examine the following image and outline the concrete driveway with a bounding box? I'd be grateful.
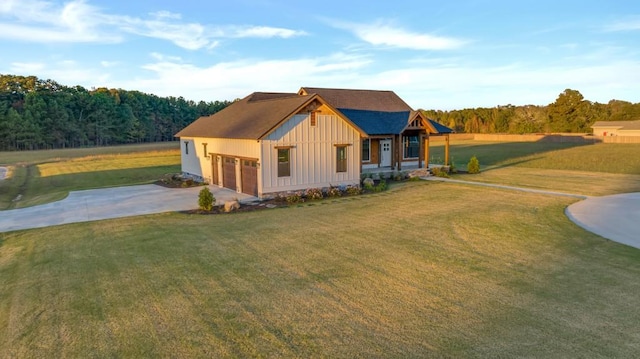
[0,184,256,233]
[566,192,640,250]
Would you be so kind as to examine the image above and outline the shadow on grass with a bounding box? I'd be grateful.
[430,141,592,167]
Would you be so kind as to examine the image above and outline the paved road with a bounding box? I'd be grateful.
[425,177,640,250]
[0,184,255,233]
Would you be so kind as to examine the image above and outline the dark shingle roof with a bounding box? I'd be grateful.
[338,109,409,135]
[300,87,413,112]
[175,92,314,139]
[428,119,454,134]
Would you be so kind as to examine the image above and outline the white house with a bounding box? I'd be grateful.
[175,88,453,198]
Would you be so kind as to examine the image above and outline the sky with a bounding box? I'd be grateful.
[1,0,639,110]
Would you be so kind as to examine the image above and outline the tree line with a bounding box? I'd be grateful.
[422,89,640,134]
[0,74,232,151]
[2,74,639,152]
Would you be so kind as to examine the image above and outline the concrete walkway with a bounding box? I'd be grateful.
[425,177,640,250]
[0,184,256,233]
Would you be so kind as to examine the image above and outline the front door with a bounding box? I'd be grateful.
[380,139,392,167]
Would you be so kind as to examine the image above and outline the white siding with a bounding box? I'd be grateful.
[260,112,361,194]
[179,136,259,184]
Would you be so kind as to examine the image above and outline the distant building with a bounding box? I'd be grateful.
[591,120,640,137]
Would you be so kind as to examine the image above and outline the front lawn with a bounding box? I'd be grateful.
[1,182,639,357]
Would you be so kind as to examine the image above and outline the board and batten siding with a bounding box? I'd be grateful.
[260,111,361,194]
[180,136,259,184]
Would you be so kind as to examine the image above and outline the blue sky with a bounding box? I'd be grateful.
[1,0,639,110]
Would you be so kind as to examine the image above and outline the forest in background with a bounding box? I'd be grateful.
[423,88,640,134]
[1,74,639,151]
[0,74,232,151]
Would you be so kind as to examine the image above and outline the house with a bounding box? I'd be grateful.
[175,88,453,198]
[298,88,453,171]
[591,120,640,137]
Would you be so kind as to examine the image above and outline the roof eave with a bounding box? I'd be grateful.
[258,94,369,140]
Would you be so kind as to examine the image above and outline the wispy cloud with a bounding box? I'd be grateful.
[335,20,466,50]
[124,53,371,101]
[0,0,120,43]
[232,26,307,38]
[0,0,306,49]
[603,16,640,31]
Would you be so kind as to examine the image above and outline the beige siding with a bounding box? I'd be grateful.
[179,136,259,184]
[179,138,201,178]
[261,111,361,194]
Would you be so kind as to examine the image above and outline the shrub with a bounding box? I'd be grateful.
[450,157,458,173]
[431,167,450,178]
[305,188,324,200]
[392,171,404,181]
[286,193,301,204]
[198,187,215,211]
[373,180,387,192]
[327,186,342,198]
[363,182,375,192]
[467,155,481,174]
[345,185,362,196]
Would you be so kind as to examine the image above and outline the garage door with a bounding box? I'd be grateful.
[222,157,236,191]
[241,159,258,196]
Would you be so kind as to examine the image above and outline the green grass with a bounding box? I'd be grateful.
[2,182,640,357]
[427,140,640,196]
[2,140,640,356]
[0,142,179,166]
[0,143,180,210]
[431,140,640,175]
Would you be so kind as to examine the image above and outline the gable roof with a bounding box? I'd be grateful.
[299,87,413,112]
[175,92,366,140]
[592,120,640,130]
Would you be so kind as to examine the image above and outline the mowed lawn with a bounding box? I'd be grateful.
[0,143,180,209]
[2,181,640,357]
[430,141,640,196]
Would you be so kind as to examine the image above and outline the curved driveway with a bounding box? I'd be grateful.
[566,192,640,249]
[0,184,255,233]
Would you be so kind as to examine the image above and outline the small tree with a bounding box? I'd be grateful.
[198,187,215,211]
[467,155,480,174]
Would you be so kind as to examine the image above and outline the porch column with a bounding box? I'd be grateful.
[397,134,402,171]
[424,135,430,169]
[418,134,423,168]
[444,134,450,166]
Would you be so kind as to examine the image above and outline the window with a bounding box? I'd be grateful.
[336,145,347,173]
[362,139,370,162]
[310,111,317,126]
[403,135,419,159]
[277,148,290,177]
[184,141,189,155]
